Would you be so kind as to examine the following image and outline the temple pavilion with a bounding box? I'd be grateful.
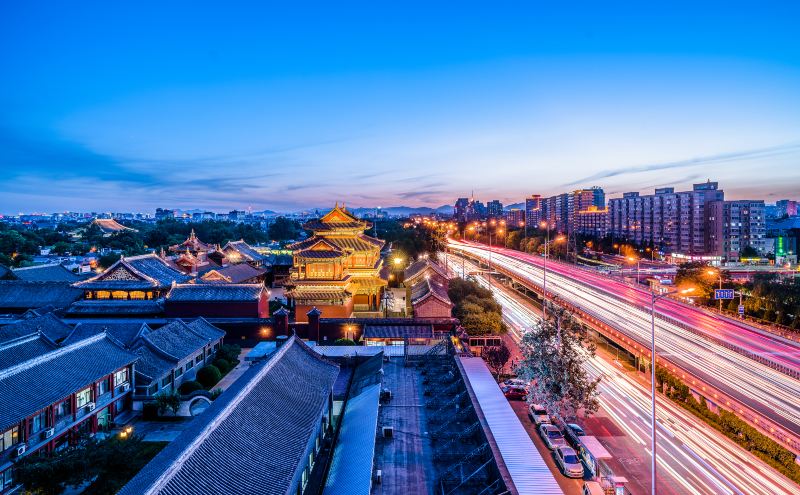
[286,204,387,322]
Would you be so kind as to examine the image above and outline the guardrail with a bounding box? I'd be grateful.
[449,246,800,455]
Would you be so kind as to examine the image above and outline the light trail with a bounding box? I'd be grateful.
[443,252,799,494]
[447,241,800,443]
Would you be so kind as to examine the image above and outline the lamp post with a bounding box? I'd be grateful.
[707,269,724,312]
[541,221,550,319]
[627,256,641,285]
[649,287,694,495]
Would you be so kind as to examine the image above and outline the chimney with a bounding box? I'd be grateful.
[307,307,322,343]
[273,307,290,336]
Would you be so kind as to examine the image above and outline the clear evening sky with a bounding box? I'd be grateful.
[2,2,799,213]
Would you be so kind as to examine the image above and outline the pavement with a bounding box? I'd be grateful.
[214,347,252,391]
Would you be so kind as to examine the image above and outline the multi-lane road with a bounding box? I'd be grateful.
[446,239,800,449]
[445,253,799,494]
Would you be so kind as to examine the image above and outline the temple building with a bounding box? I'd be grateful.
[168,230,219,275]
[286,205,387,322]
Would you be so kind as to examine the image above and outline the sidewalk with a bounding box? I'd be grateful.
[214,347,251,392]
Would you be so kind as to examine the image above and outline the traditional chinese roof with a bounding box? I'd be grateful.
[410,274,452,307]
[64,321,151,348]
[287,237,342,252]
[222,240,267,262]
[91,218,137,233]
[12,264,80,282]
[185,318,226,341]
[404,258,448,285]
[362,324,435,339]
[0,313,71,344]
[350,276,388,288]
[65,300,165,316]
[119,336,339,495]
[74,254,192,291]
[167,283,264,303]
[0,334,58,370]
[0,281,83,310]
[201,264,267,284]
[285,288,352,303]
[169,229,213,253]
[138,319,220,363]
[0,332,136,432]
[295,250,348,260]
[132,345,177,385]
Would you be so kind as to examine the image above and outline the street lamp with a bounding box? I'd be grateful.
[649,286,694,495]
[627,256,641,285]
[707,269,724,312]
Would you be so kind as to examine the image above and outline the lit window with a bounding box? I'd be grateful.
[114,369,129,386]
[76,387,93,408]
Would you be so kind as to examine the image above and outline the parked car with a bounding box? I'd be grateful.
[582,481,605,495]
[503,378,528,387]
[567,423,586,437]
[538,424,567,450]
[555,446,585,478]
[502,385,527,401]
[528,404,551,425]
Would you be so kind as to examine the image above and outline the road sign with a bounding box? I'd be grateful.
[738,305,745,315]
[714,289,735,300]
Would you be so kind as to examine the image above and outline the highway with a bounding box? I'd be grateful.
[445,254,800,494]
[446,240,800,446]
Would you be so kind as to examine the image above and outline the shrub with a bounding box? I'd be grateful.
[196,365,222,388]
[334,338,356,346]
[178,380,203,395]
[213,358,232,374]
[155,390,181,416]
[216,344,241,363]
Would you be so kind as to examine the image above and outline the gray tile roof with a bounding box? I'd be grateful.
[0,335,57,370]
[166,283,264,302]
[12,264,80,282]
[65,300,164,316]
[132,345,177,384]
[201,263,266,283]
[362,324,434,339]
[0,334,136,432]
[0,314,73,344]
[0,281,83,310]
[410,274,452,307]
[143,320,210,360]
[404,258,447,284]
[65,322,150,348]
[119,336,339,495]
[74,254,191,291]
[222,240,267,262]
[185,318,226,341]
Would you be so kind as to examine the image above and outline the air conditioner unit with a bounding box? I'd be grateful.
[382,426,394,438]
[375,469,382,484]
[121,383,130,393]
[15,445,27,457]
[44,428,55,439]
[86,402,96,412]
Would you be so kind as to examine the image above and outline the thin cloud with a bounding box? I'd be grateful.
[564,141,800,186]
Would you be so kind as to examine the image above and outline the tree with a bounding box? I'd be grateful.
[14,443,91,495]
[516,301,600,421]
[483,342,511,381]
[51,241,72,255]
[196,365,222,388]
[334,338,356,346]
[268,216,300,241]
[155,389,181,416]
[740,245,760,259]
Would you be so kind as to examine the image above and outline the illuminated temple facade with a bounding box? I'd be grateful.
[286,205,387,322]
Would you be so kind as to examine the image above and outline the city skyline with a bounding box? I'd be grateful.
[2,2,800,213]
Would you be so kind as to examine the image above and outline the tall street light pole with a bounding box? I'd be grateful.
[649,287,694,495]
[541,221,550,320]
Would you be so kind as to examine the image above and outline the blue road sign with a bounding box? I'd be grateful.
[738,305,745,314]
[714,289,735,300]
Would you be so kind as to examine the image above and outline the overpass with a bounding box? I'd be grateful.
[448,239,800,456]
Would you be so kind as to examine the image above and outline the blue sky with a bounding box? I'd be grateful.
[2,1,799,213]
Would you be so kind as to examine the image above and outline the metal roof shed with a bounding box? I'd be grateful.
[458,356,563,495]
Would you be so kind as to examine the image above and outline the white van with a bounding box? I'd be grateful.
[582,481,605,495]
